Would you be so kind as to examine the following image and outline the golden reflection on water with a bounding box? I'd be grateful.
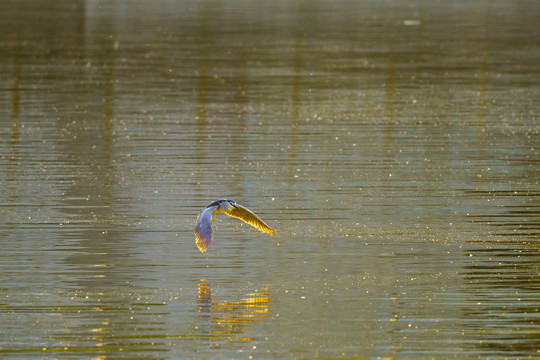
[197,279,270,342]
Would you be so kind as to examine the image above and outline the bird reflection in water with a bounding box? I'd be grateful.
[197,279,270,343]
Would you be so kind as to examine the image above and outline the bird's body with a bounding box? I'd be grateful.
[194,199,274,252]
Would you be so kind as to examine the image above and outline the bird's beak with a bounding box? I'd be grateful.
[232,203,239,209]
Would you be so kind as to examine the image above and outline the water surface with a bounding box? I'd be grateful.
[0,0,539,358]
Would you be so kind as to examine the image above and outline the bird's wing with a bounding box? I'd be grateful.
[223,203,274,235]
[194,205,218,252]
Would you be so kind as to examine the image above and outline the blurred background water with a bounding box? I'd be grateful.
[0,0,538,358]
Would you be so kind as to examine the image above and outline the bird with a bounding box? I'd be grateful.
[194,199,274,253]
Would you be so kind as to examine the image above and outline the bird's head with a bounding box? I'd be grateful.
[209,199,239,212]
[222,199,239,211]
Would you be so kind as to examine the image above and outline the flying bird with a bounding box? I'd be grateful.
[194,199,274,252]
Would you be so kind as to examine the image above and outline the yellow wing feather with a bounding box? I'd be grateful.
[224,204,274,235]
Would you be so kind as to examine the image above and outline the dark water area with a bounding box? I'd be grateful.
[0,0,539,358]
